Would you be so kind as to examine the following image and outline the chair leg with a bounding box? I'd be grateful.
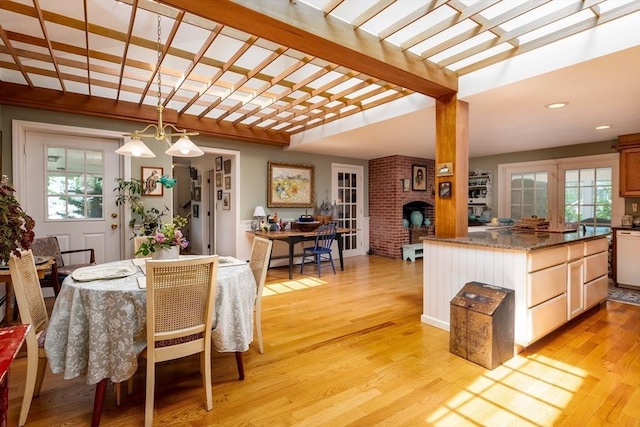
[255,309,264,354]
[145,357,155,427]
[18,345,38,426]
[203,346,213,411]
[34,356,47,396]
[317,254,322,277]
[234,352,245,380]
[329,254,336,274]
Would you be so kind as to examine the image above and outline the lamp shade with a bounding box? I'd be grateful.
[253,206,266,217]
[165,135,204,157]
[115,137,155,158]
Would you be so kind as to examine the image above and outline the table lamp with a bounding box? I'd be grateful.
[252,206,266,230]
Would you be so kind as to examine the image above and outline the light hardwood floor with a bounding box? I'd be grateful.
[7,255,640,426]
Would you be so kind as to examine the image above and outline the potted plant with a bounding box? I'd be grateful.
[135,215,189,258]
[114,178,168,237]
[0,175,35,264]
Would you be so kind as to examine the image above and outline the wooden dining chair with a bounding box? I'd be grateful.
[8,250,51,427]
[141,255,219,427]
[300,224,337,277]
[249,236,273,354]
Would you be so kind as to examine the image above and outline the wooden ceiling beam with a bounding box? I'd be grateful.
[158,0,458,98]
[0,81,290,147]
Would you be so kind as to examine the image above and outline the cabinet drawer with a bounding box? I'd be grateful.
[584,238,608,256]
[585,275,608,309]
[567,243,583,261]
[528,246,566,272]
[527,264,567,308]
[584,252,607,283]
[527,294,567,344]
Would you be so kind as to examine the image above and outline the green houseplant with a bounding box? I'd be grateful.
[0,175,35,263]
[114,178,168,237]
[135,215,189,257]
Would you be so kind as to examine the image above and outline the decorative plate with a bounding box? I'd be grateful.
[72,264,137,282]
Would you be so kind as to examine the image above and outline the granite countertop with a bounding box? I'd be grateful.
[422,227,611,251]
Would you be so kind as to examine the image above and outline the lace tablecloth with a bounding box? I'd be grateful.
[45,258,256,385]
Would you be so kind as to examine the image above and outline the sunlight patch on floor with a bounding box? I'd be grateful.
[264,277,328,295]
[425,354,587,426]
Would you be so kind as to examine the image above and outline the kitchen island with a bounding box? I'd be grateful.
[421,228,610,349]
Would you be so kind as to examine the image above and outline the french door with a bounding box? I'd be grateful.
[332,163,364,257]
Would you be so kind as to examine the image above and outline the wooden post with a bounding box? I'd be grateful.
[435,94,469,238]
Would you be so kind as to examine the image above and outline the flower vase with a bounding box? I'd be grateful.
[409,211,423,227]
[152,246,180,260]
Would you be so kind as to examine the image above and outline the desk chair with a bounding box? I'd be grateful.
[141,256,219,427]
[300,224,337,277]
[9,250,50,427]
[249,237,273,353]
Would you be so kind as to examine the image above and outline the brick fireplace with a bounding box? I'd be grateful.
[369,155,435,259]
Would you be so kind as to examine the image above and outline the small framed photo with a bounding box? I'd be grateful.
[215,172,222,187]
[215,157,223,171]
[222,192,230,210]
[412,165,427,191]
[193,186,201,201]
[402,178,410,192]
[217,189,222,200]
[223,159,231,174]
[224,176,231,190]
[439,181,452,198]
[141,166,163,196]
[193,203,199,218]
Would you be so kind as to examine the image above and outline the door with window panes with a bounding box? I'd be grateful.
[332,164,364,257]
[24,131,122,264]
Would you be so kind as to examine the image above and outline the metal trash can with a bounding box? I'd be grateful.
[450,281,515,370]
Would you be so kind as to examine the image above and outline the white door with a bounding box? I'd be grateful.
[20,130,122,264]
[332,163,365,257]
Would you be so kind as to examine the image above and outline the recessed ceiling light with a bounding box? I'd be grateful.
[595,125,611,130]
[546,102,568,109]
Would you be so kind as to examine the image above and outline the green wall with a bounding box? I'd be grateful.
[0,105,369,219]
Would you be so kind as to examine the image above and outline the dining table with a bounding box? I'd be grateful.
[44,256,256,427]
[248,227,355,279]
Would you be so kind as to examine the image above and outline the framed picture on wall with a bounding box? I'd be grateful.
[215,157,222,171]
[193,186,201,201]
[193,203,199,218]
[223,159,231,174]
[224,176,231,190]
[222,192,230,210]
[267,161,315,208]
[412,165,427,191]
[439,181,452,198]
[141,166,163,196]
[215,172,222,187]
[217,189,222,200]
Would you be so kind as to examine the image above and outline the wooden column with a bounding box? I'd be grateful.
[435,94,469,238]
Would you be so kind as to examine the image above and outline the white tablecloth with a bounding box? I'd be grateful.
[45,258,256,384]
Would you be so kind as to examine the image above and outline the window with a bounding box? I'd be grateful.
[46,147,104,220]
[499,154,621,230]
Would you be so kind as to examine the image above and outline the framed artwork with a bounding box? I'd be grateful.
[439,181,452,198]
[141,166,163,196]
[215,157,223,171]
[224,176,231,190]
[223,159,231,174]
[193,186,201,201]
[217,189,223,200]
[215,172,222,187]
[436,162,454,177]
[189,167,198,180]
[193,203,199,218]
[402,178,410,192]
[222,192,230,210]
[267,161,315,208]
[412,165,427,191]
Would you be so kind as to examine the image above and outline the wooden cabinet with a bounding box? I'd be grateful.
[616,133,640,197]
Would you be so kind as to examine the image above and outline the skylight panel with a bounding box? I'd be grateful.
[427,31,496,65]
[360,1,425,37]
[385,5,458,47]
[62,80,89,96]
[118,91,141,103]
[409,19,478,57]
[234,44,275,70]
[87,0,130,32]
[90,71,118,84]
[306,70,344,89]
[598,0,637,13]
[205,34,249,63]
[203,108,226,120]
[48,22,88,49]
[87,34,124,57]
[91,86,117,100]
[346,84,381,100]
[254,118,276,128]
[327,77,364,95]
[518,9,594,45]
[286,63,324,85]
[323,1,367,24]
[0,69,28,85]
[445,42,512,72]
[499,0,581,33]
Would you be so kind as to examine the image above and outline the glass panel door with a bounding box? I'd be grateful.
[563,167,612,231]
[332,164,364,257]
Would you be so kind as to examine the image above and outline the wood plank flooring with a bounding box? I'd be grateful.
[6,255,640,426]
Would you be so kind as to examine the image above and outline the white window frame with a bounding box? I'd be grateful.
[498,153,622,229]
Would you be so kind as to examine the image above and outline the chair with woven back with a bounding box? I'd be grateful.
[141,255,219,427]
[300,224,337,277]
[249,236,273,354]
[8,250,51,427]
[29,236,96,295]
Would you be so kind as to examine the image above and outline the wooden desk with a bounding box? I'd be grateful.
[0,257,54,324]
[248,228,354,279]
[0,324,30,427]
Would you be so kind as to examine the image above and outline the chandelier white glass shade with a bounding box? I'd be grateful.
[116,15,203,159]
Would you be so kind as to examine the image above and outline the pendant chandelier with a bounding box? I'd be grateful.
[116,15,203,158]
